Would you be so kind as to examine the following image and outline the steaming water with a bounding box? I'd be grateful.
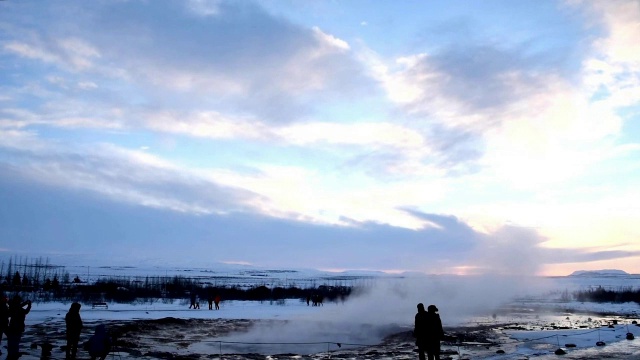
[189,272,640,356]
[179,273,621,355]
[202,320,406,355]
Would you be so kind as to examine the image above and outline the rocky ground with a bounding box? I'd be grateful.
[9,316,640,360]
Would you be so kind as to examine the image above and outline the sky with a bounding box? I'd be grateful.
[0,0,639,276]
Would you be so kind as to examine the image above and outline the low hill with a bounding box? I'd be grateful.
[569,269,629,276]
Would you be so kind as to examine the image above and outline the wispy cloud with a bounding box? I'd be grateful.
[5,37,100,72]
[0,137,258,216]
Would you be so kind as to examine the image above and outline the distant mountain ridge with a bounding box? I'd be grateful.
[569,269,629,276]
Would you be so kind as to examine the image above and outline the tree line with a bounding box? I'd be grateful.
[0,256,353,304]
[572,286,640,304]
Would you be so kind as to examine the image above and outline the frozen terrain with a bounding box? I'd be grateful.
[4,268,640,359]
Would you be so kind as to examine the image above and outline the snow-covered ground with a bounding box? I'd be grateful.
[5,269,640,359]
[507,323,640,359]
[27,298,320,324]
[16,296,640,359]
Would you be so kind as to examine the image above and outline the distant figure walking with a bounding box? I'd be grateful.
[189,293,197,309]
[88,324,111,360]
[306,295,310,306]
[0,295,8,355]
[6,296,31,360]
[414,303,444,360]
[65,302,83,359]
[207,295,213,310]
[214,295,221,310]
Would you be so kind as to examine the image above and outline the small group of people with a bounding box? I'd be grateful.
[0,295,32,360]
[189,293,221,310]
[414,303,445,360]
[0,294,111,360]
[305,294,323,306]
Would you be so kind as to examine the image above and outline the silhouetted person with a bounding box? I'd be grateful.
[88,324,111,360]
[214,295,221,310]
[189,293,197,309]
[414,303,444,360]
[65,302,83,359]
[6,296,31,360]
[207,295,213,310]
[40,341,53,359]
[306,295,310,306]
[43,278,52,291]
[0,295,8,355]
[12,272,21,287]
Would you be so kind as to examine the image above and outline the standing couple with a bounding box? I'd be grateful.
[414,303,444,360]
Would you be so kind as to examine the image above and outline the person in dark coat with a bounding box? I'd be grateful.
[65,302,83,359]
[0,295,8,355]
[6,296,31,360]
[88,324,111,360]
[189,293,197,309]
[414,303,444,360]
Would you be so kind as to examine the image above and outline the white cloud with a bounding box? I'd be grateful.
[5,42,58,63]
[46,76,68,88]
[361,50,428,104]
[276,121,425,149]
[0,130,445,230]
[579,0,640,110]
[590,0,640,66]
[55,117,124,129]
[0,137,258,216]
[481,85,622,189]
[144,111,271,140]
[0,128,43,150]
[360,20,632,183]
[58,38,101,70]
[312,26,350,51]
[345,2,640,259]
[77,81,98,90]
[5,37,100,71]
[207,164,447,229]
[142,111,430,159]
[461,188,640,252]
[1,103,125,130]
[186,0,221,16]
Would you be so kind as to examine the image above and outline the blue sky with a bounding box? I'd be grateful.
[1,0,639,275]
